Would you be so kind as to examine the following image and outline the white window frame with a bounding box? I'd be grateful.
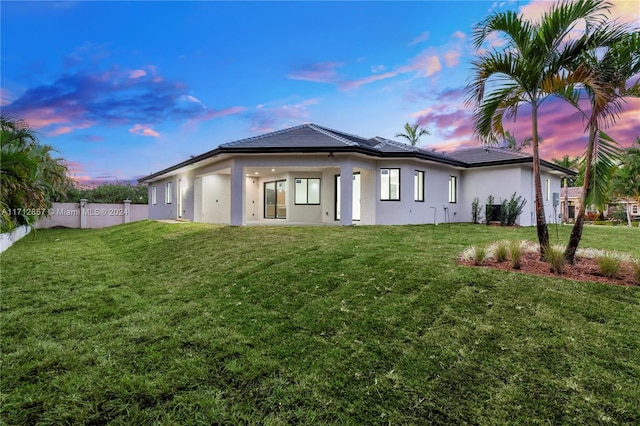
[381,168,401,201]
[294,178,321,205]
[166,181,172,204]
[414,170,425,202]
[448,176,457,204]
[546,179,551,202]
[152,186,157,205]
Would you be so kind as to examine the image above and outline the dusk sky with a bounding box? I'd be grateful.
[2,1,639,184]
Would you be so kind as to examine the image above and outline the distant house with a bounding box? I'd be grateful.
[139,123,575,226]
[561,186,640,221]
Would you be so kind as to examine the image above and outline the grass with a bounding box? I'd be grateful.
[544,245,566,275]
[598,252,622,279]
[1,221,639,424]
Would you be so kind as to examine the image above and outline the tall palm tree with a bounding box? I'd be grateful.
[395,122,430,146]
[467,0,619,258]
[564,31,640,263]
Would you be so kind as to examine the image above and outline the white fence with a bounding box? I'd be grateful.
[36,200,148,229]
[0,225,32,254]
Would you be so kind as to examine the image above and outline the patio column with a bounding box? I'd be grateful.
[230,162,245,226]
[340,161,353,226]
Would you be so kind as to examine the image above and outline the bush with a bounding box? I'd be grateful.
[506,193,526,226]
[509,241,522,270]
[495,241,508,262]
[632,259,640,284]
[471,197,482,224]
[499,200,509,226]
[474,246,487,266]
[544,245,565,274]
[597,253,621,279]
[585,212,603,221]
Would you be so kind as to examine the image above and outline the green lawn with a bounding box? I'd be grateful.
[1,222,639,424]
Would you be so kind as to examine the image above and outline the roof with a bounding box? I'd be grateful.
[562,186,582,198]
[139,124,577,182]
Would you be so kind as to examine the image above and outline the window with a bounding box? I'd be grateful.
[546,179,551,201]
[381,168,400,201]
[414,170,425,202]
[295,178,320,205]
[264,180,286,219]
[633,205,638,214]
[165,181,172,204]
[448,176,457,203]
[151,186,157,205]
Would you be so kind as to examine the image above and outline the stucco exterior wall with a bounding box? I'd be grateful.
[148,177,177,220]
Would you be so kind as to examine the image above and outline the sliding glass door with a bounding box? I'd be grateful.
[264,180,286,219]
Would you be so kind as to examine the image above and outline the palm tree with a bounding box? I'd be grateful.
[395,122,430,146]
[0,114,71,230]
[564,31,640,263]
[467,0,621,258]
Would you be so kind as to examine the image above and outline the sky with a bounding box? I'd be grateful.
[1,0,639,185]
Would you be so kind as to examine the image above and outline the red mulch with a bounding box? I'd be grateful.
[459,251,638,286]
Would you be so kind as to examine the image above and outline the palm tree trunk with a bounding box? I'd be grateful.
[531,102,549,259]
[565,125,596,264]
[626,200,632,227]
[563,178,569,223]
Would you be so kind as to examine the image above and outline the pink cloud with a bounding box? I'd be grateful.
[443,50,462,67]
[409,31,430,46]
[1,88,13,106]
[339,71,400,91]
[287,62,344,83]
[129,69,147,79]
[129,124,160,138]
[248,98,320,133]
[46,126,73,136]
[417,89,639,162]
[451,31,466,41]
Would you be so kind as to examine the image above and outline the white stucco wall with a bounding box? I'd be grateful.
[148,178,178,220]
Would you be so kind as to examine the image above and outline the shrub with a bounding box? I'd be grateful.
[598,253,621,279]
[509,241,522,270]
[585,212,603,222]
[506,193,526,226]
[495,241,508,262]
[471,197,482,224]
[499,200,508,226]
[544,245,565,274]
[632,259,640,284]
[474,246,487,266]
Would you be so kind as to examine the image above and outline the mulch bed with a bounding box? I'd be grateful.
[459,251,638,286]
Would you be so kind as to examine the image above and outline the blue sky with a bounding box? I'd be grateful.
[2,1,638,184]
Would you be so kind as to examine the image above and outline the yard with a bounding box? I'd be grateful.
[1,221,639,424]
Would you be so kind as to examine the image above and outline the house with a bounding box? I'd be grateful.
[561,186,640,221]
[139,123,575,226]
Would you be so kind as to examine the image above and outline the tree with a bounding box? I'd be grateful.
[467,0,614,258]
[63,182,148,204]
[0,115,72,231]
[564,31,640,262]
[395,122,430,146]
[499,130,532,151]
[610,139,640,227]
